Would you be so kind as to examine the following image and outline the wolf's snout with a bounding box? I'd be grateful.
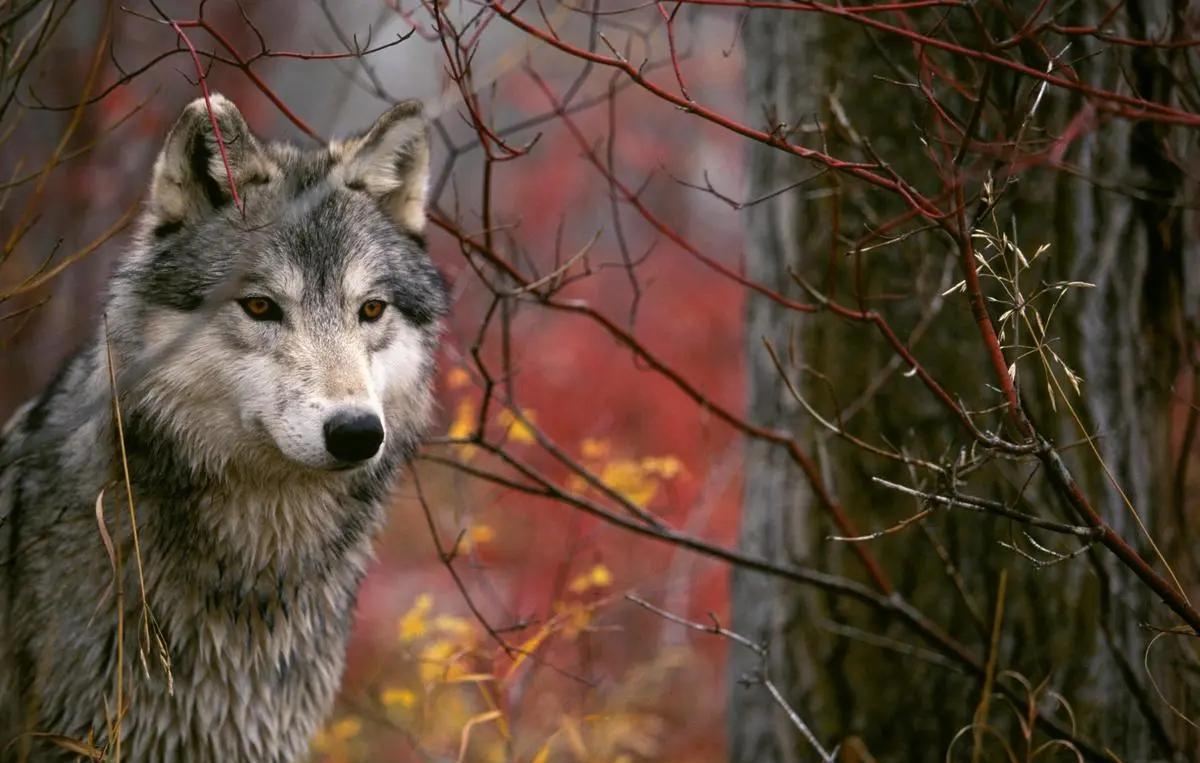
[323,410,384,463]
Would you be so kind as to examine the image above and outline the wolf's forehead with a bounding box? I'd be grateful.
[268,142,337,195]
[251,255,382,299]
[254,190,399,296]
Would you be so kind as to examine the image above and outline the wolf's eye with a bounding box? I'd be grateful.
[359,300,387,323]
[238,297,282,322]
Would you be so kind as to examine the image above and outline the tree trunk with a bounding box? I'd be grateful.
[731,2,1195,760]
[728,11,824,763]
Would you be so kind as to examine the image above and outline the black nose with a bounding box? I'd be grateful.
[323,411,384,463]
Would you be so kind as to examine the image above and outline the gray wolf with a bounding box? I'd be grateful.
[0,94,447,762]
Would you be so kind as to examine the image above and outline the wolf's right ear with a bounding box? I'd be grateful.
[149,95,274,224]
[332,100,429,233]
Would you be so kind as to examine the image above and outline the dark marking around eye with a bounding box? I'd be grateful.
[176,293,205,311]
[390,290,440,326]
[238,296,283,322]
[152,220,184,239]
[384,264,448,327]
[359,300,386,323]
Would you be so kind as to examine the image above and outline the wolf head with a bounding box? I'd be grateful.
[108,95,447,477]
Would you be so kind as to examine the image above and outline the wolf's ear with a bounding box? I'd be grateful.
[149,94,274,223]
[333,100,429,232]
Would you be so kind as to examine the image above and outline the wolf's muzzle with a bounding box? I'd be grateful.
[324,410,385,463]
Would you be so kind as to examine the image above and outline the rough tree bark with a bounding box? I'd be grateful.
[731,2,1196,760]
[728,12,824,763]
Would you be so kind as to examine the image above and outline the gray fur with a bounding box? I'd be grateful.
[0,95,447,762]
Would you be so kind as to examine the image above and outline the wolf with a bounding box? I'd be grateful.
[0,94,447,762]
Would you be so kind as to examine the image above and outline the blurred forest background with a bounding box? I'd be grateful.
[2,1,1199,761]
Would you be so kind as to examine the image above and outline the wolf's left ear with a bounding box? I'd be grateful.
[334,100,430,232]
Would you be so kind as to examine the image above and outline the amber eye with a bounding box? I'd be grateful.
[359,299,387,323]
[238,296,282,322]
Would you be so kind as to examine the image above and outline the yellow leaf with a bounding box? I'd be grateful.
[397,594,434,643]
[447,367,471,389]
[599,459,658,506]
[448,400,478,460]
[448,400,475,439]
[381,687,418,709]
[331,716,361,740]
[497,408,536,444]
[640,455,682,479]
[568,563,613,593]
[469,524,496,544]
[398,615,426,642]
[459,524,496,553]
[580,437,610,459]
[420,639,471,684]
[434,613,476,640]
[567,573,592,594]
[589,564,613,587]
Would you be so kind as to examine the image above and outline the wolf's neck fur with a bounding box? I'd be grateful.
[100,396,396,761]
[123,404,393,573]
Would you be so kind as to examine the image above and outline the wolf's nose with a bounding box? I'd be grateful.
[323,411,385,463]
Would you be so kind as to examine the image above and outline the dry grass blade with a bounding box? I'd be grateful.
[1,201,139,301]
[946,724,1018,763]
[37,733,104,761]
[972,214,1188,607]
[94,489,115,574]
[3,3,110,257]
[972,571,1007,763]
[455,710,502,763]
[1143,630,1200,731]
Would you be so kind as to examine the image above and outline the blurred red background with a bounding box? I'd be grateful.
[0,3,754,760]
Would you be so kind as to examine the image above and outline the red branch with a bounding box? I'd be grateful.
[488,0,945,220]
[169,21,243,213]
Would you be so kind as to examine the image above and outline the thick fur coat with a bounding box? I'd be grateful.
[0,95,446,762]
